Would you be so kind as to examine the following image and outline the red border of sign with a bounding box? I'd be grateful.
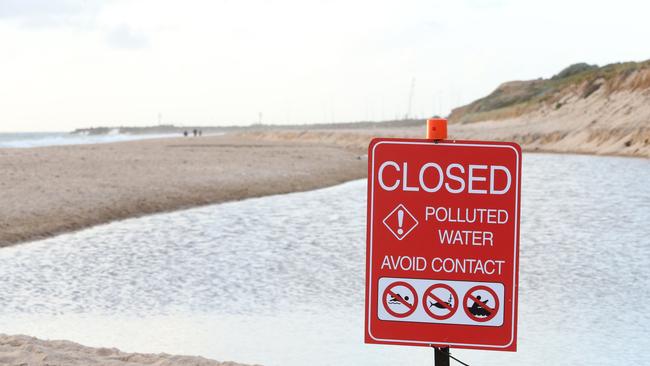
[463,285,500,323]
[365,138,521,351]
[422,283,458,320]
[382,281,418,318]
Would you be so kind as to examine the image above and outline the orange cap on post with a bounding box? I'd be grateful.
[426,117,447,140]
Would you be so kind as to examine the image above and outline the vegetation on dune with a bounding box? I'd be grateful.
[449,59,650,124]
[551,62,598,80]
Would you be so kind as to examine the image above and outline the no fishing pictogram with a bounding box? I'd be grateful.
[463,285,500,322]
[382,281,418,318]
[422,283,458,320]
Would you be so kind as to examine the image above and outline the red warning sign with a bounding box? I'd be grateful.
[365,138,521,351]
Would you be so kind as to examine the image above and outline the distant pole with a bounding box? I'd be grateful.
[366,99,370,121]
[407,77,415,120]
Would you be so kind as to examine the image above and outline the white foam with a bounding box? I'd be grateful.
[0,133,180,148]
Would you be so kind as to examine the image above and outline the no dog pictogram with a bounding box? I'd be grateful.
[382,281,418,318]
[422,283,458,320]
[463,285,500,322]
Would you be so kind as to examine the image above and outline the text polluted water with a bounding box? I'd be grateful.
[0,153,649,365]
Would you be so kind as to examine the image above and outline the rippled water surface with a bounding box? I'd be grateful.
[1,153,649,366]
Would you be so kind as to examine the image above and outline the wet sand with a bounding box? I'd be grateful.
[0,134,366,247]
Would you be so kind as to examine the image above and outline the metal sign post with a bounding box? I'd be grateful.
[429,118,450,366]
[434,346,450,366]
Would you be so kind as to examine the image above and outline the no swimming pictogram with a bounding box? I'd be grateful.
[463,285,500,322]
[382,281,418,318]
[422,283,458,320]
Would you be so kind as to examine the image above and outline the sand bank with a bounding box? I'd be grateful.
[239,113,650,159]
[2,120,646,249]
[0,334,249,366]
[447,89,650,158]
[0,134,366,247]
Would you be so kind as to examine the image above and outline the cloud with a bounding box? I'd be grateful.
[0,1,149,50]
[0,0,103,29]
[106,24,149,49]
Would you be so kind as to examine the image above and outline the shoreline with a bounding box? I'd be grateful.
[2,126,647,248]
[235,123,650,159]
[0,134,366,247]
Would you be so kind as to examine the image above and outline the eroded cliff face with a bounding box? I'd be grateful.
[450,62,650,123]
[233,62,650,158]
[447,62,650,157]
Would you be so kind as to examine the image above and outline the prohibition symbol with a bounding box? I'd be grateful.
[463,285,499,322]
[422,283,458,320]
[382,281,418,318]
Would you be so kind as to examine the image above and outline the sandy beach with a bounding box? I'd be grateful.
[0,334,249,366]
[2,119,648,248]
[239,117,650,159]
[0,134,366,247]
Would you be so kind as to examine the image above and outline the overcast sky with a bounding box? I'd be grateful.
[1,0,649,131]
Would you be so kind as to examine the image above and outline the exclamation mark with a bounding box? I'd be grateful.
[397,209,404,235]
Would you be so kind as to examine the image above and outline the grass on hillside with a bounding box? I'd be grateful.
[450,59,650,123]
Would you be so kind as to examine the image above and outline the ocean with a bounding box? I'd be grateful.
[0,131,182,148]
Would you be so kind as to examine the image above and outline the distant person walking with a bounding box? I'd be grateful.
[183,130,188,137]
[193,129,197,137]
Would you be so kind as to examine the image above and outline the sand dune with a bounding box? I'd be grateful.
[238,90,650,159]
[446,61,650,158]
[447,89,650,158]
